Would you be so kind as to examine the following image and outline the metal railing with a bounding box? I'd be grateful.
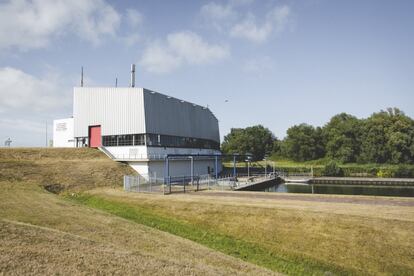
[114,153,167,160]
[124,174,165,193]
[124,173,237,194]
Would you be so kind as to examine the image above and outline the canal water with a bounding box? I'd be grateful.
[264,183,414,197]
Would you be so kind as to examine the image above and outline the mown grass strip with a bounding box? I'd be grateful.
[67,193,351,275]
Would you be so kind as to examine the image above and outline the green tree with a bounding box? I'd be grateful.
[322,113,362,163]
[221,125,275,161]
[323,161,344,176]
[360,108,414,164]
[282,124,325,162]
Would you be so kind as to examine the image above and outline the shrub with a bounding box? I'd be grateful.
[393,165,414,178]
[323,161,344,177]
[376,169,393,178]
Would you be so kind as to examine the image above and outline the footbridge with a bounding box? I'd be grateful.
[234,171,314,191]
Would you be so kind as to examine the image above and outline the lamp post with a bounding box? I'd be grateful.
[245,153,252,179]
[233,154,237,178]
[190,156,194,185]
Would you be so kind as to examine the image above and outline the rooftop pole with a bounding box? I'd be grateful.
[80,66,84,87]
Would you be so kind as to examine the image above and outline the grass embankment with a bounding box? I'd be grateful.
[2,148,414,275]
[69,193,327,275]
[0,147,135,191]
[0,148,271,275]
[71,189,414,276]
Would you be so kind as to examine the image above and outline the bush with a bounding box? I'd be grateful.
[393,165,414,178]
[323,161,344,177]
[376,169,393,178]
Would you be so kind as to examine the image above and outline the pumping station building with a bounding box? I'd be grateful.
[53,66,222,179]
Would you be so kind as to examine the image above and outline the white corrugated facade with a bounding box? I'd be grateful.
[73,87,146,137]
[73,87,219,143]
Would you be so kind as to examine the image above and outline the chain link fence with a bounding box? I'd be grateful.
[124,174,237,194]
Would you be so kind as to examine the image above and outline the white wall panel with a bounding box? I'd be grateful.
[73,87,146,137]
[53,118,75,147]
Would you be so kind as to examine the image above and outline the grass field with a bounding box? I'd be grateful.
[70,188,414,275]
[0,149,273,275]
[1,148,414,275]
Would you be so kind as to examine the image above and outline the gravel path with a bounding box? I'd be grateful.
[194,191,414,207]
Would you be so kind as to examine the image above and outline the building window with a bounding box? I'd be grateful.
[118,135,133,146]
[98,133,219,150]
[102,135,117,146]
[134,134,145,145]
[146,134,161,146]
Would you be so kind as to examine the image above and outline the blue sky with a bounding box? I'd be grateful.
[1,0,413,146]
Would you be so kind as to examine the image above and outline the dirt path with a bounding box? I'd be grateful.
[193,191,414,207]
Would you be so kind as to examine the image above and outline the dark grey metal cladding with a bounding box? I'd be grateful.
[143,89,220,143]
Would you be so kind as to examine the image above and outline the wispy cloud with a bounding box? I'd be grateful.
[140,31,229,74]
[0,67,71,113]
[242,56,274,75]
[0,0,121,50]
[126,8,143,28]
[201,2,236,21]
[200,1,291,43]
[230,5,291,43]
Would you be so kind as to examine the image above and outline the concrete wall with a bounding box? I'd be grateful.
[128,161,149,176]
[104,145,148,159]
[148,159,222,178]
[53,118,75,147]
[105,145,222,179]
[127,159,222,179]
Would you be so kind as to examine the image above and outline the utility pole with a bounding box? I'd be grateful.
[45,120,48,147]
[80,66,84,87]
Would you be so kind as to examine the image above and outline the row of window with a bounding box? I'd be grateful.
[102,134,145,147]
[101,133,220,150]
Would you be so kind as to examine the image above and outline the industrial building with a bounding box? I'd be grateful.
[53,65,222,179]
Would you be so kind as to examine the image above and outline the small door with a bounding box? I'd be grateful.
[89,125,102,147]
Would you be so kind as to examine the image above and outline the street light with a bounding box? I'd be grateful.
[245,153,252,178]
[263,156,268,178]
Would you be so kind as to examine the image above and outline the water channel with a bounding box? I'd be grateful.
[263,183,414,197]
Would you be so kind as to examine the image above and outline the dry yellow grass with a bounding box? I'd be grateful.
[2,148,414,275]
[0,148,275,275]
[0,184,275,275]
[87,188,414,275]
[0,148,135,191]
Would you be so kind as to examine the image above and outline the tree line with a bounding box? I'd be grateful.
[222,108,414,164]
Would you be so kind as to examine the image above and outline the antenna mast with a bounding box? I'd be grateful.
[130,64,135,87]
[45,120,48,147]
[80,66,84,87]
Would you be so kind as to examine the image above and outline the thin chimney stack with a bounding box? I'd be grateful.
[130,64,135,87]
